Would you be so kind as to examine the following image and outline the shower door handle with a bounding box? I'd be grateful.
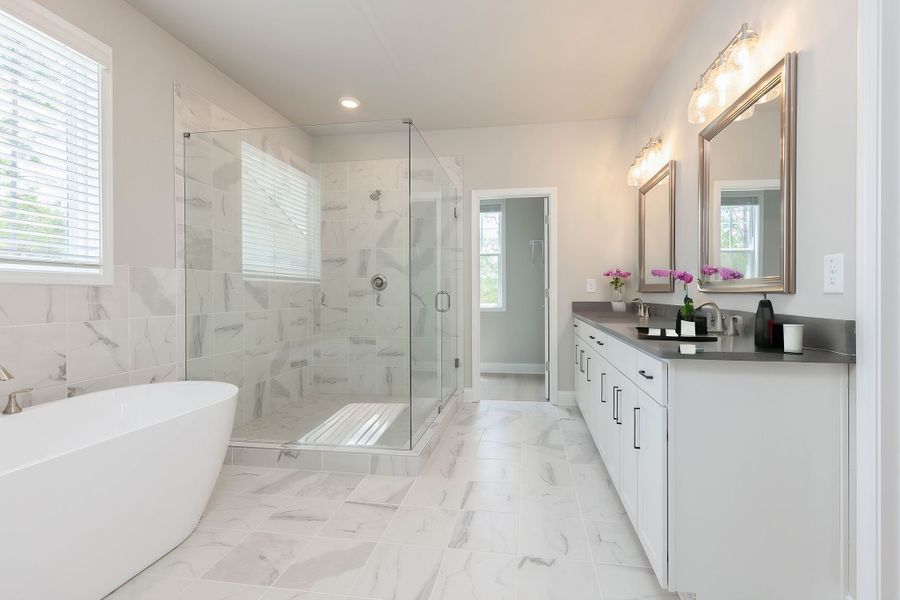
[435,291,450,313]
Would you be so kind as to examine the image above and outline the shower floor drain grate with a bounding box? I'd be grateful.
[299,403,408,446]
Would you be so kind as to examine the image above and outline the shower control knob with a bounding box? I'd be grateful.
[371,274,388,292]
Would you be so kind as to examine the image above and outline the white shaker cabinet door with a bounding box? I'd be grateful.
[637,388,668,588]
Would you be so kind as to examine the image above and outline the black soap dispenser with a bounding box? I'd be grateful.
[754,294,775,348]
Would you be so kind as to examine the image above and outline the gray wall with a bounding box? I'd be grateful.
[481,197,545,367]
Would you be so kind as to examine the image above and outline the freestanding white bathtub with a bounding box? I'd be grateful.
[0,381,237,600]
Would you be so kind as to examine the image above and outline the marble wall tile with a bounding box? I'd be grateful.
[184,179,214,228]
[213,312,244,354]
[0,323,65,396]
[321,190,349,220]
[322,451,370,474]
[243,279,268,311]
[212,272,243,313]
[0,283,65,325]
[187,314,214,359]
[213,191,241,235]
[214,351,244,388]
[65,266,130,322]
[213,231,242,273]
[185,226,213,270]
[130,362,183,385]
[66,320,130,382]
[186,269,213,315]
[130,316,180,370]
[321,220,348,250]
[67,372,131,397]
[130,267,178,317]
[319,278,349,309]
[348,160,376,191]
[348,336,376,365]
[347,219,376,248]
[321,162,348,191]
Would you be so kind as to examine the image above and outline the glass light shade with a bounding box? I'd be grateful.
[727,29,758,71]
[688,81,713,124]
[627,161,642,186]
[711,57,736,108]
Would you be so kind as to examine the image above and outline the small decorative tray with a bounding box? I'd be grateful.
[634,327,718,342]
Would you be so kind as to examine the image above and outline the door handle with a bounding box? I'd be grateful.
[435,291,450,313]
[600,373,606,402]
[633,406,641,449]
[586,357,591,382]
[638,369,654,380]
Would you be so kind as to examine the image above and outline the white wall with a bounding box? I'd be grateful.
[635,0,857,318]
[480,196,545,367]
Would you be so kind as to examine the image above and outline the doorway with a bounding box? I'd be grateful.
[471,187,558,404]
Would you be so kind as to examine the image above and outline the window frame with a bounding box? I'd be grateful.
[479,198,506,312]
[0,0,114,285]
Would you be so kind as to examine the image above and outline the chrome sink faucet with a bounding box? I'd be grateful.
[631,297,650,320]
[0,366,28,415]
[696,301,726,333]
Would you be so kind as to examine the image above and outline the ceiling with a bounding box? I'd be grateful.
[126,0,702,130]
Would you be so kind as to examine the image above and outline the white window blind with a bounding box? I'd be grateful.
[241,142,321,281]
[0,5,107,276]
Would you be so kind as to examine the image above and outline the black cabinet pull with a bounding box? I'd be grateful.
[596,340,604,346]
[575,344,579,365]
[615,389,623,425]
[612,386,619,421]
[589,335,595,339]
[633,406,641,449]
[638,369,654,380]
[600,373,606,402]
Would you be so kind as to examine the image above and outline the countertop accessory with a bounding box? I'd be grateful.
[783,323,804,354]
[635,326,718,343]
[604,268,631,311]
[754,296,775,348]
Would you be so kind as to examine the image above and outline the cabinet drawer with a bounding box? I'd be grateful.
[605,335,636,380]
[574,319,608,350]
[635,351,666,404]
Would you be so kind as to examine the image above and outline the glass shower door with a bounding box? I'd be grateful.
[409,127,442,447]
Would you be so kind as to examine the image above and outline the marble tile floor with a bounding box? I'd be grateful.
[479,373,547,402]
[106,401,676,600]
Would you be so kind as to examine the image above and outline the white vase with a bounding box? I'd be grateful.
[611,301,627,313]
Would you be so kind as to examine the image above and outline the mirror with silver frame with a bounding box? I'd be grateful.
[638,160,675,293]
[699,52,797,293]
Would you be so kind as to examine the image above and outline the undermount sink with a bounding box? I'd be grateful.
[634,326,718,342]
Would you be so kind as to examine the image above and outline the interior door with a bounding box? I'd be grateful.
[543,196,550,402]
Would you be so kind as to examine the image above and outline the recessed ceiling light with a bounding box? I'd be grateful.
[339,97,360,109]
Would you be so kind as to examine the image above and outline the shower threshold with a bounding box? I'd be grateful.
[224,393,460,477]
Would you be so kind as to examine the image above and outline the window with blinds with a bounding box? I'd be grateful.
[241,142,321,281]
[0,2,112,282]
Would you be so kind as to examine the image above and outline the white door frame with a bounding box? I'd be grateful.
[471,187,559,404]
[856,0,896,597]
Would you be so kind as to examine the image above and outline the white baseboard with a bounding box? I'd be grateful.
[480,362,544,375]
[463,388,475,403]
[556,390,576,406]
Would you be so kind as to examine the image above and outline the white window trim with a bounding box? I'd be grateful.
[479,198,506,312]
[0,0,114,285]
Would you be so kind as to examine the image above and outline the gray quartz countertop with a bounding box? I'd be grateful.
[573,309,856,364]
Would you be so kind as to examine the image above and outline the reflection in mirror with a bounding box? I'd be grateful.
[639,161,675,293]
[707,98,781,279]
[699,52,796,293]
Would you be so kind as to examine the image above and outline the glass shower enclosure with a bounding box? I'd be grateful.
[181,119,461,451]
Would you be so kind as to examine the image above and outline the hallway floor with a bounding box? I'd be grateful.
[479,373,547,402]
[106,401,675,600]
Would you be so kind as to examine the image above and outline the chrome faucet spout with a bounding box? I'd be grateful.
[696,301,726,333]
[631,297,649,319]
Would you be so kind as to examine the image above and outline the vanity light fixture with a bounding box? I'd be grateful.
[339,96,360,109]
[687,23,768,125]
[626,137,665,187]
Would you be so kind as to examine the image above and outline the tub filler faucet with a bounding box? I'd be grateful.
[1,366,29,415]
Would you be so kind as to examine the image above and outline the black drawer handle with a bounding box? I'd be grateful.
[596,341,604,346]
[589,335,595,339]
[638,369,654,380]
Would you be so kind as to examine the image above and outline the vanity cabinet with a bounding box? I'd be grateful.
[574,319,668,584]
[572,315,850,600]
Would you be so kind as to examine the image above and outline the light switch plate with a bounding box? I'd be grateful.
[586,278,597,293]
[824,253,844,293]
